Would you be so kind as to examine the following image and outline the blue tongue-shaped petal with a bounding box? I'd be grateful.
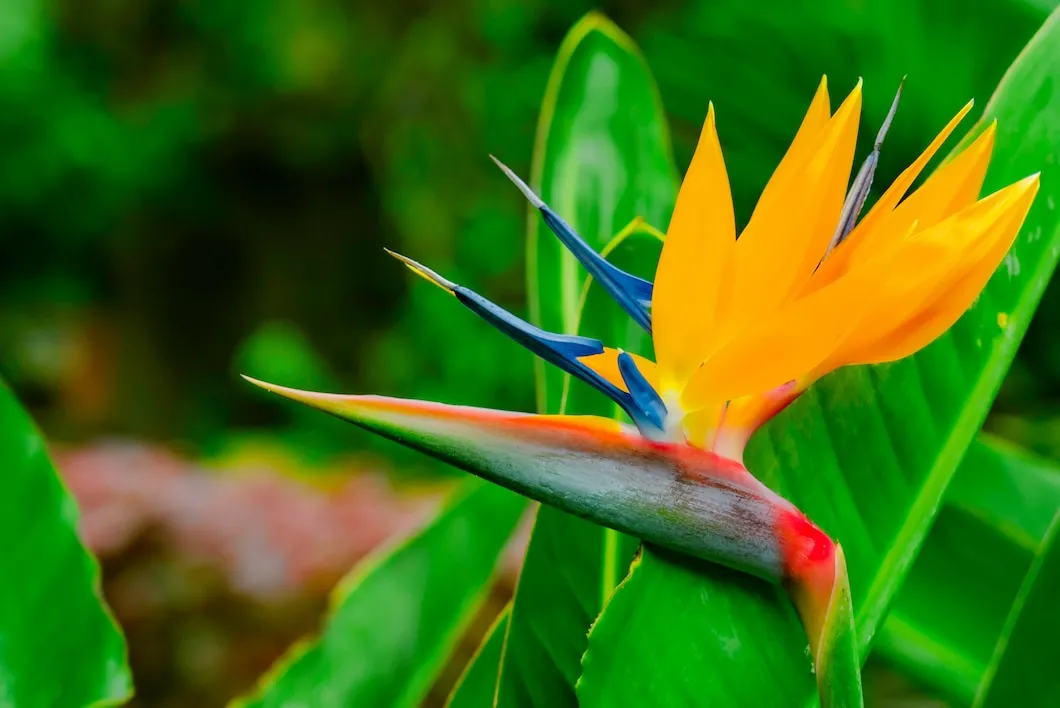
[617,351,667,432]
[490,156,654,332]
[385,250,667,435]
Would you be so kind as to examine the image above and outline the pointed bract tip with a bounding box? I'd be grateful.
[384,248,457,294]
[241,375,333,407]
[241,373,269,389]
[240,375,395,423]
[490,155,544,208]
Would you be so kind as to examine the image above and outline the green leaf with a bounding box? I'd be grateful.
[526,10,676,415]
[876,436,1060,704]
[234,479,525,708]
[977,505,1060,707]
[493,11,677,707]
[579,8,1060,706]
[0,379,132,708]
[446,605,509,708]
[579,550,810,705]
[495,223,663,708]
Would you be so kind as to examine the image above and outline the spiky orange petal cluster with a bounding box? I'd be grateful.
[583,79,1038,459]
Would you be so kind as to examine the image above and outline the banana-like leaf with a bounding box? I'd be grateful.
[232,479,525,708]
[977,505,1060,707]
[491,13,677,707]
[526,11,676,415]
[578,8,1060,706]
[876,437,1060,705]
[0,379,132,708]
[446,605,510,708]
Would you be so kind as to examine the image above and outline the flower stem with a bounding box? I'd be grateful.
[778,509,864,707]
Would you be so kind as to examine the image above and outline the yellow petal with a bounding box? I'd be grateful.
[851,101,974,243]
[839,174,1038,365]
[680,261,873,408]
[579,348,660,394]
[653,103,736,391]
[730,81,862,330]
[809,100,975,292]
[680,404,726,450]
[890,121,996,227]
[814,118,994,290]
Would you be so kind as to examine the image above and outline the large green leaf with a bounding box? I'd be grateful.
[493,12,677,707]
[977,505,1060,707]
[446,605,510,708]
[234,479,525,708]
[579,8,1060,706]
[876,437,1060,704]
[526,10,676,414]
[0,379,132,707]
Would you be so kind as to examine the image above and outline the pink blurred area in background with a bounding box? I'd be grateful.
[56,442,528,707]
[60,441,443,597]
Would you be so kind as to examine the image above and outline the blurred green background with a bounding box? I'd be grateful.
[3,0,1059,705]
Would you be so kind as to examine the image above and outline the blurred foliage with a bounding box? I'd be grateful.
[1,0,1056,458]
[3,0,1060,706]
[0,0,677,453]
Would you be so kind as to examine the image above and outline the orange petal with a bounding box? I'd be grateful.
[579,348,660,394]
[852,102,974,239]
[890,121,996,226]
[680,260,875,408]
[812,101,976,287]
[654,103,736,391]
[839,174,1038,365]
[731,81,862,329]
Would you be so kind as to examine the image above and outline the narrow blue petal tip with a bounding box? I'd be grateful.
[389,249,666,429]
[491,155,655,332]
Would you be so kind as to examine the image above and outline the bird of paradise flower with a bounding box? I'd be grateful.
[245,77,1038,705]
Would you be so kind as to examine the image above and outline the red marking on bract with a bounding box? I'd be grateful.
[776,506,835,581]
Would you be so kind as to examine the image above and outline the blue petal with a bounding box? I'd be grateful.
[386,250,667,434]
[617,351,668,433]
[491,156,654,332]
